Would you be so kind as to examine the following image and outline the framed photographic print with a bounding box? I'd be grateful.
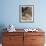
[19,5,34,23]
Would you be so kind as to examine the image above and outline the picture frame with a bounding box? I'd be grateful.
[19,5,34,23]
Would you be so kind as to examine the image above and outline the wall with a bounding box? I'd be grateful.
[0,0,46,29]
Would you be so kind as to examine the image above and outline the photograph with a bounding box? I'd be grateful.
[19,5,34,23]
